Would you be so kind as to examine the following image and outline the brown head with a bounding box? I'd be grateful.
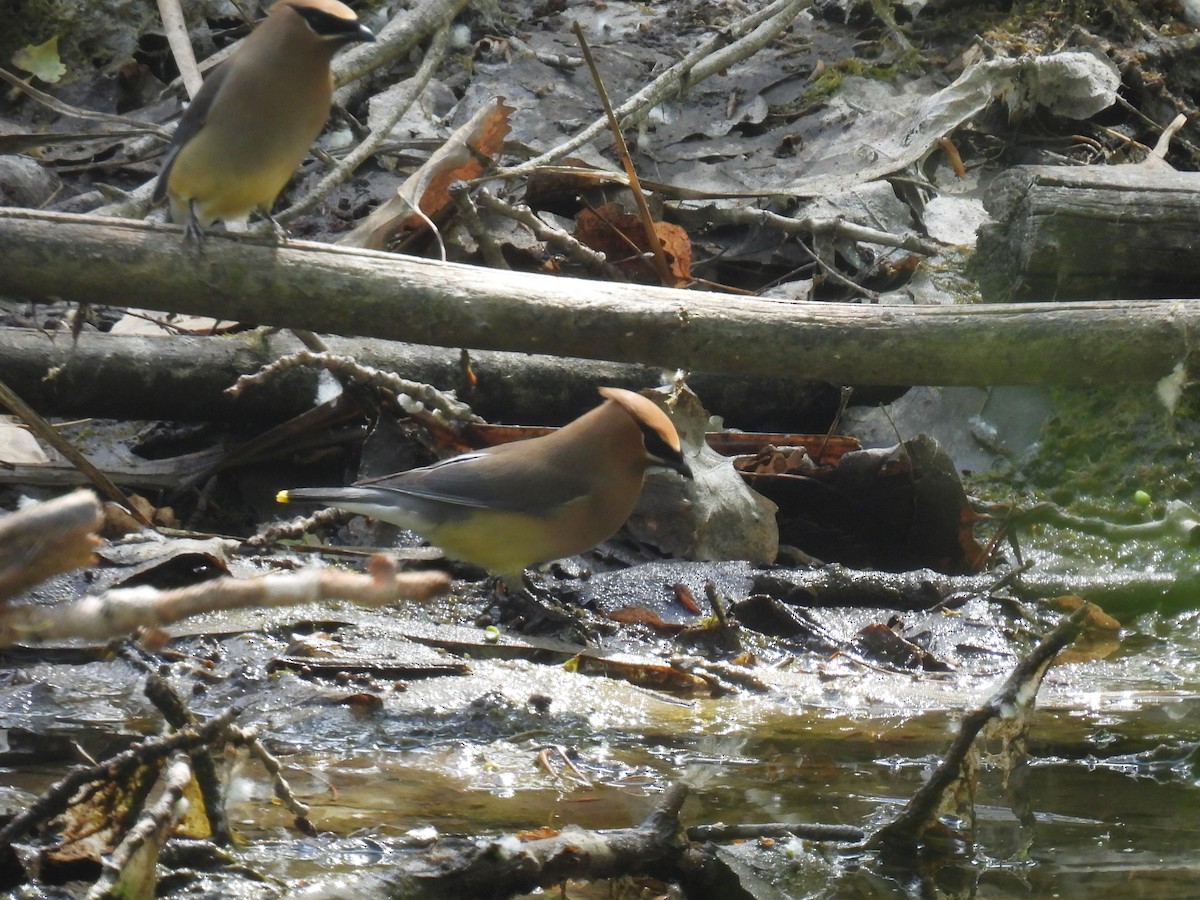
[597,387,691,479]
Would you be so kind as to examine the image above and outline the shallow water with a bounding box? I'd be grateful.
[3,590,1199,897]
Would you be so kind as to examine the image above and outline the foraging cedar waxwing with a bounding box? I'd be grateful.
[153,0,374,240]
[277,388,692,579]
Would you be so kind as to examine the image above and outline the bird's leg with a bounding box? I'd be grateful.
[183,201,206,248]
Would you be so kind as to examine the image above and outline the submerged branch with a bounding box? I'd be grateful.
[869,604,1090,860]
[0,708,241,846]
[295,781,859,899]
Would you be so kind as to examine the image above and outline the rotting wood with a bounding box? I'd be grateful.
[1,208,1199,386]
[971,164,1200,303]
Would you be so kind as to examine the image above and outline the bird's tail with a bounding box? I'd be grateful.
[276,487,429,532]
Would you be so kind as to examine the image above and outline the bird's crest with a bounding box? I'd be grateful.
[598,387,682,453]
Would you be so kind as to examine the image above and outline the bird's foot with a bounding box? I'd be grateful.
[492,575,597,645]
[261,210,289,242]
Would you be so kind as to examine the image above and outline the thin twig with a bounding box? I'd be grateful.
[156,0,204,98]
[0,377,152,526]
[573,22,674,286]
[85,754,194,900]
[228,725,314,833]
[681,204,943,256]
[226,350,481,423]
[795,236,880,302]
[333,0,471,101]
[506,34,583,71]
[449,182,510,269]
[1150,112,1187,160]
[0,708,241,845]
[0,67,171,139]
[143,672,233,845]
[474,190,627,280]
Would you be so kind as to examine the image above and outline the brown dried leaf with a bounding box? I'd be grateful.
[568,653,709,693]
[1049,596,1122,664]
[573,203,691,285]
[607,605,688,633]
[673,582,702,614]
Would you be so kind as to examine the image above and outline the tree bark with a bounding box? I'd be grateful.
[1,208,1198,386]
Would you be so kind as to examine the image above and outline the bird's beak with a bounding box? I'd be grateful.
[658,454,692,480]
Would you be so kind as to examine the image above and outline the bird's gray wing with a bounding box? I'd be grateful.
[152,62,232,203]
[357,447,591,517]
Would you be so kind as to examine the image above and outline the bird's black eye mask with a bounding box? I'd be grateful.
[640,425,691,477]
[289,5,371,41]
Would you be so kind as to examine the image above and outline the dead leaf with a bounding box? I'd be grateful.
[715,431,860,467]
[12,36,67,83]
[607,605,688,633]
[174,774,212,839]
[572,203,692,285]
[516,826,560,840]
[1048,596,1122,664]
[673,582,702,614]
[566,652,711,693]
[853,621,953,672]
[0,415,48,465]
[734,444,817,477]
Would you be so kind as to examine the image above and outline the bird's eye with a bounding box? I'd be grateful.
[641,427,676,463]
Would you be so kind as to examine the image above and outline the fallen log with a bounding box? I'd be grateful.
[0,327,836,428]
[1,208,1198,386]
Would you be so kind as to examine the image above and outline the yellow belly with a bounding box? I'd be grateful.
[429,503,621,578]
[166,134,306,226]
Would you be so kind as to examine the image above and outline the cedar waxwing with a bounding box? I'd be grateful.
[277,388,693,579]
[153,0,375,240]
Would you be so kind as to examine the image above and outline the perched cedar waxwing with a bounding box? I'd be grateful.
[277,388,692,579]
[153,0,374,240]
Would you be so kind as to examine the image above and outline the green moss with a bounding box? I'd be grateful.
[1014,385,1200,516]
[772,58,908,122]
